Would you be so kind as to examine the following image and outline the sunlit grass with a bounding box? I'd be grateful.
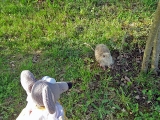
[0,0,159,120]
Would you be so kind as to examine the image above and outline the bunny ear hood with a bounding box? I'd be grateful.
[20,70,36,93]
[56,82,72,94]
[30,79,72,114]
[42,86,56,114]
[42,82,72,114]
[31,81,60,114]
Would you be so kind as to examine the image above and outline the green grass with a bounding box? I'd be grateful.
[0,0,160,120]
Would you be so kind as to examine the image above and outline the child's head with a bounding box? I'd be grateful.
[20,70,72,114]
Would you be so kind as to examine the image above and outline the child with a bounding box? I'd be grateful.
[16,70,72,120]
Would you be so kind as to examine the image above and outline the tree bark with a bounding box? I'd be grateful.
[141,1,160,73]
[151,24,160,74]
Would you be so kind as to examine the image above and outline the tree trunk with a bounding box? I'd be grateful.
[141,1,160,73]
[151,24,160,74]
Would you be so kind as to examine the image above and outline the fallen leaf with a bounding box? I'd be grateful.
[135,95,140,100]
[125,76,131,82]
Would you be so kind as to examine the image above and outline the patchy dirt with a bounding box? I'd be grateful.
[111,48,143,77]
[83,41,160,113]
[107,46,154,107]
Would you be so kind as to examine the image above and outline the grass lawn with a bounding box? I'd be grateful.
[0,0,160,120]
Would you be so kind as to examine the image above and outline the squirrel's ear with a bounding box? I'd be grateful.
[20,70,36,93]
[42,86,56,114]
